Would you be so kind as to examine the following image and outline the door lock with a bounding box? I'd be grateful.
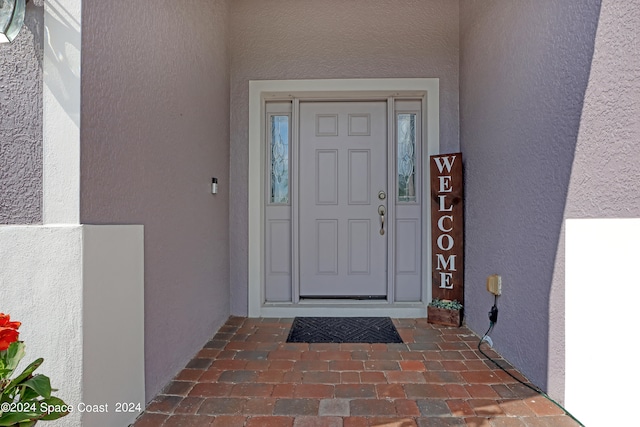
[378,191,386,200]
[378,205,386,235]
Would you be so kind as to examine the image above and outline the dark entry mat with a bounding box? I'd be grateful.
[286,317,403,343]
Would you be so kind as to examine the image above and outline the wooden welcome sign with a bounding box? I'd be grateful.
[430,153,464,304]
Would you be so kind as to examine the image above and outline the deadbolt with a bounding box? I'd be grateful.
[378,191,386,200]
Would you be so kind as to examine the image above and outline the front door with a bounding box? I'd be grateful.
[299,101,388,297]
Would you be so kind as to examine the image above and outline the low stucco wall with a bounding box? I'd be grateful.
[0,226,82,426]
[82,225,145,427]
[565,219,640,426]
[0,225,145,427]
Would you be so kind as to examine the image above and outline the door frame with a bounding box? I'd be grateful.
[248,79,440,317]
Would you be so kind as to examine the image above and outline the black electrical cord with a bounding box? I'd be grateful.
[478,314,585,426]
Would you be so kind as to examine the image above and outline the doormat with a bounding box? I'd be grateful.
[286,317,403,343]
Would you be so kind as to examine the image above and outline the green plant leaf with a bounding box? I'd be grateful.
[0,411,39,426]
[38,396,70,421]
[0,342,26,380]
[17,421,36,427]
[428,298,463,310]
[20,387,40,402]
[3,358,43,396]
[21,374,52,399]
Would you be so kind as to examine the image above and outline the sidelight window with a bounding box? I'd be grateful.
[269,115,290,204]
[397,113,417,202]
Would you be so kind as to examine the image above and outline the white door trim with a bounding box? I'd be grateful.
[248,78,440,317]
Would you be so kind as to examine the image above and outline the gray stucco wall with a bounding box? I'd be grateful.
[559,0,640,398]
[0,0,44,224]
[565,0,640,217]
[79,0,231,400]
[460,0,601,398]
[229,0,460,315]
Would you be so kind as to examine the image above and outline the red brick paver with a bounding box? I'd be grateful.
[132,317,581,426]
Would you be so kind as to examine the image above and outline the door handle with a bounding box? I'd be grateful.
[378,205,386,235]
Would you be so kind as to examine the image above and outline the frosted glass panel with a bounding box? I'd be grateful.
[270,115,289,204]
[0,0,26,43]
[397,114,416,202]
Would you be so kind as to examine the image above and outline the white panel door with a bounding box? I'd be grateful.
[299,101,387,297]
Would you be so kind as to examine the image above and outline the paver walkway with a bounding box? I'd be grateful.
[132,317,580,427]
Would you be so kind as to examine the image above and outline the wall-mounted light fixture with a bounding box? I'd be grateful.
[0,0,27,44]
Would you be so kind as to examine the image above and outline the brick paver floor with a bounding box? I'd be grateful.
[132,317,581,426]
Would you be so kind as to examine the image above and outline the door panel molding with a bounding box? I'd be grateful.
[248,79,439,317]
[315,219,339,275]
[315,150,339,205]
[348,149,372,205]
[348,219,371,275]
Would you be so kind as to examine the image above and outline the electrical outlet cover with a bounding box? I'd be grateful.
[487,275,502,295]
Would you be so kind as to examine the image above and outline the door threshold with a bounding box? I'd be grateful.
[257,301,427,318]
[297,298,389,304]
[300,296,388,301]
